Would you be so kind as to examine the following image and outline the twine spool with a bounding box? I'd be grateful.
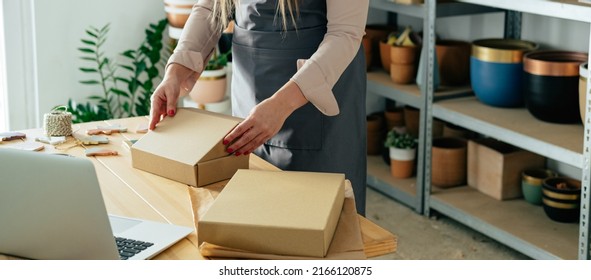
[44,107,73,137]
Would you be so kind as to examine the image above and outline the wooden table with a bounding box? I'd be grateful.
[0,117,396,260]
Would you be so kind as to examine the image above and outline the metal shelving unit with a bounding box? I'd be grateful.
[367,0,591,259]
[366,0,498,213]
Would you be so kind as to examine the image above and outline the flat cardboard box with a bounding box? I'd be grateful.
[198,169,346,258]
[131,108,249,187]
[467,138,545,200]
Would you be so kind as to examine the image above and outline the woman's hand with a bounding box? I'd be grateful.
[223,81,308,155]
[149,64,197,130]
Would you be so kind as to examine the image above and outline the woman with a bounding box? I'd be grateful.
[150,0,369,215]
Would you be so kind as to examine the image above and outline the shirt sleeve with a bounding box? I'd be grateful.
[166,0,222,74]
[290,0,369,116]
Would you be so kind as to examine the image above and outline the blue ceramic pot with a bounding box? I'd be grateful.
[470,39,538,108]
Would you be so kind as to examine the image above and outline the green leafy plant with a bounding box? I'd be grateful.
[64,19,170,123]
[384,129,418,149]
[205,49,231,71]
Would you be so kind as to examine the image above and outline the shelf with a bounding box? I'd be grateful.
[369,0,501,19]
[432,97,583,168]
[456,0,591,23]
[367,71,473,108]
[430,186,579,259]
[367,155,419,210]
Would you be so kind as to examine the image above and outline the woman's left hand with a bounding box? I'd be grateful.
[223,81,308,155]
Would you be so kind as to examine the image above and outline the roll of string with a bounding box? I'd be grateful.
[44,107,73,137]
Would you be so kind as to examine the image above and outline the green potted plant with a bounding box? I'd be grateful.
[385,129,418,178]
[63,19,169,123]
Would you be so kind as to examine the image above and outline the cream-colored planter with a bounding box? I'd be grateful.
[189,68,227,105]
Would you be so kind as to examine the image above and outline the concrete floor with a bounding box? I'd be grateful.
[365,187,530,260]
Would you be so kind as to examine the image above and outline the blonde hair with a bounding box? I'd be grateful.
[213,0,299,31]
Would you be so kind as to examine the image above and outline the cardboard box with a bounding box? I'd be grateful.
[198,169,346,258]
[131,108,249,187]
[467,138,545,200]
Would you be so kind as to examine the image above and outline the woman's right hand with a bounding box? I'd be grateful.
[149,64,198,130]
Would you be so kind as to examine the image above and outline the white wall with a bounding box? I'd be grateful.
[3,0,165,130]
[397,12,590,51]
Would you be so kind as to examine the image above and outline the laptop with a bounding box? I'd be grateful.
[0,148,193,260]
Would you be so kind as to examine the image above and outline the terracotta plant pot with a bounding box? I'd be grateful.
[390,63,417,84]
[164,0,197,28]
[524,50,588,124]
[384,107,405,131]
[366,113,385,155]
[379,41,393,73]
[389,147,416,179]
[542,177,581,223]
[189,68,227,105]
[431,137,467,188]
[390,45,419,84]
[402,106,443,139]
[403,106,420,138]
[579,63,588,122]
[365,25,397,68]
[436,40,471,86]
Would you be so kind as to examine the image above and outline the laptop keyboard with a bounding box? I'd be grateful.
[115,237,154,260]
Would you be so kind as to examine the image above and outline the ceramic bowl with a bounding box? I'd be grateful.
[523,50,588,124]
[521,168,556,205]
[579,63,589,122]
[542,177,581,223]
[470,39,538,107]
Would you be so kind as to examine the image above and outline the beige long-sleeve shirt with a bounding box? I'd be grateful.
[167,0,369,116]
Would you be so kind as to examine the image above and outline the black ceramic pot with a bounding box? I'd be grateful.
[542,177,581,223]
[523,50,588,124]
[524,73,580,123]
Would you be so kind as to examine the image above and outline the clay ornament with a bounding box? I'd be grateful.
[78,136,109,145]
[35,136,67,145]
[85,147,118,157]
[96,125,127,133]
[0,132,26,141]
[86,129,114,135]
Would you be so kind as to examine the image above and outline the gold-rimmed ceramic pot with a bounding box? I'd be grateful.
[521,168,556,205]
[580,63,589,122]
[542,177,581,223]
[523,50,588,124]
[164,0,197,28]
[470,39,538,107]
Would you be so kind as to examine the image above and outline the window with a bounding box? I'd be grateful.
[0,2,7,131]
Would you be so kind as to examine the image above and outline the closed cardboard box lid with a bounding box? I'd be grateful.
[199,169,346,257]
[133,108,242,165]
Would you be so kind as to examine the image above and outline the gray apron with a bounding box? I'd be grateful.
[232,0,367,215]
